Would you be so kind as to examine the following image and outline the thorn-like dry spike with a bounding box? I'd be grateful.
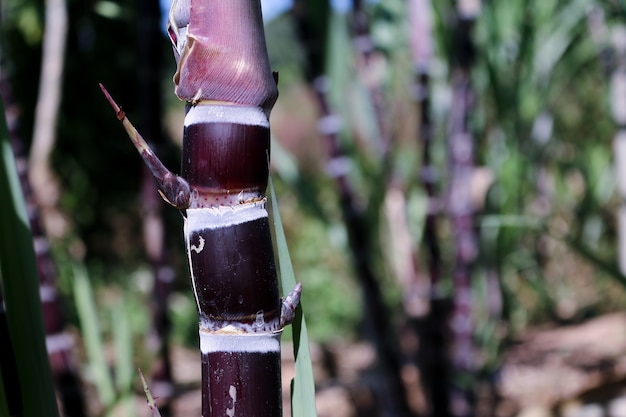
[280,282,302,327]
[99,83,191,210]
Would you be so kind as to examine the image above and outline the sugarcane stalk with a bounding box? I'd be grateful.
[408,0,453,415]
[410,0,438,295]
[608,24,626,276]
[103,0,301,415]
[293,4,412,416]
[446,2,481,415]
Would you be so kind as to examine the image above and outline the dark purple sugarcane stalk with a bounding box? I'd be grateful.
[446,2,480,416]
[408,1,453,416]
[600,13,626,275]
[103,0,301,415]
[0,74,85,417]
[316,86,412,417]
[447,71,476,417]
[292,3,413,416]
[410,0,439,293]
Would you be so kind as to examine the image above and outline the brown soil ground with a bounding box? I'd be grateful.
[121,313,626,417]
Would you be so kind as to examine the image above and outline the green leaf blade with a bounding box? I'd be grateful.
[268,175,318,417]
[72,264,116,407]
[0,94,60,417]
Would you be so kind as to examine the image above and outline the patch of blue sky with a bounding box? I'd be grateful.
[261,0,293,21]
[261,0,354,19]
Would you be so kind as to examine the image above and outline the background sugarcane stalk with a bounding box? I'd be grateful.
[104,0,301,415]
[608,25,626,276]
[347,3,428,416]
[407,0,454,416]
[409,0,438,307]
[447,1,481,415]
[315,82,412,417]
[292,3,413,416]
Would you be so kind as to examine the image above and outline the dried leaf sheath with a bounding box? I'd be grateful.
[169,0,278,111]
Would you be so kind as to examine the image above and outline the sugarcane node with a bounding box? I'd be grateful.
[158,172,191,209]
[116,108,125,121]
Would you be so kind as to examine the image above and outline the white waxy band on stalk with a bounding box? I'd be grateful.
[184,104,269,128]
[186,204,268,231]
[200,331,280,354]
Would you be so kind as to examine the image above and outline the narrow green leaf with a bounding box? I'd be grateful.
[268,175,318,417]
[112,299,133,393]
[0,334,12,417]
[72,264,116,407]
[0,93,59,417]
[0,285,22,417]
[326,12,354,126]
[112,299,136,417]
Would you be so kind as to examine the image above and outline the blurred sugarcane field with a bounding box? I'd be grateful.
[5,0,626,416]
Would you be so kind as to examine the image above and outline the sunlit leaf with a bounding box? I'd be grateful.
[72,264,116,407]
[268,175,318,417]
